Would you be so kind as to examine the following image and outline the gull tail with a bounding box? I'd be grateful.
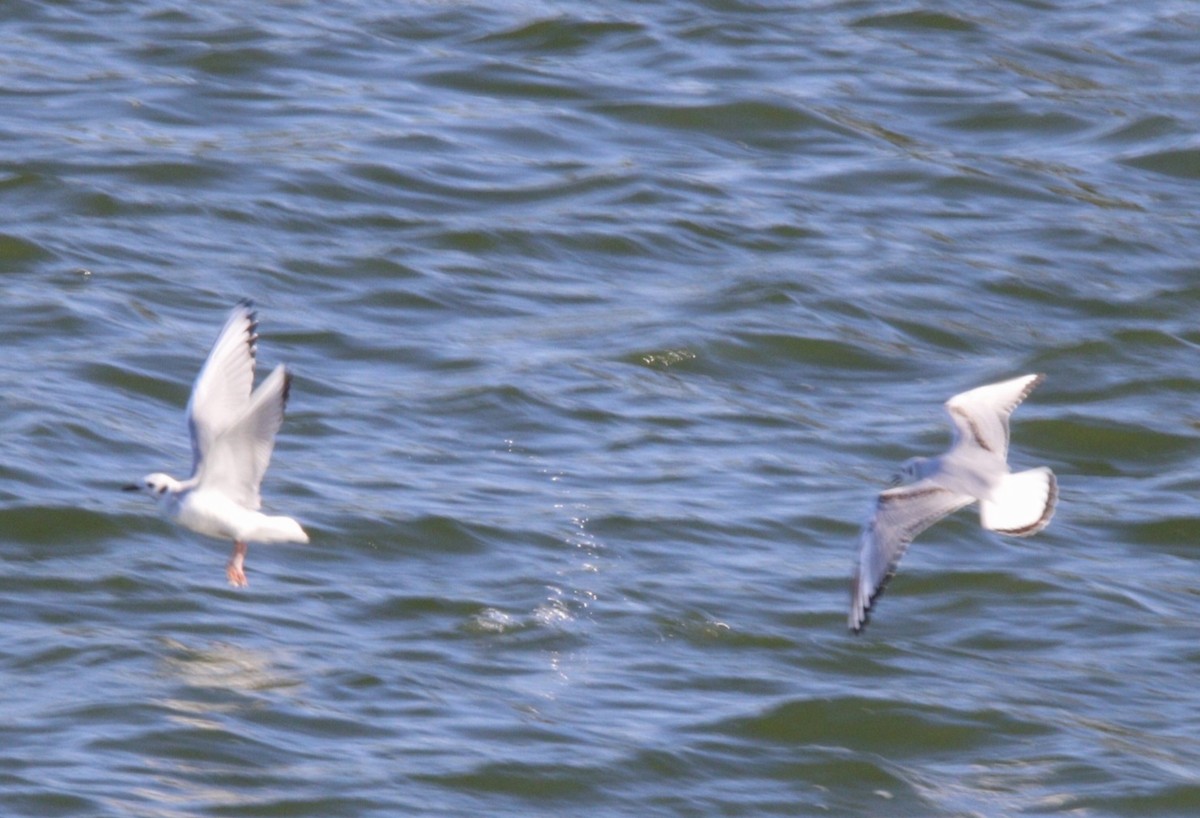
[980,467,1056,536]
[243,514,309,544]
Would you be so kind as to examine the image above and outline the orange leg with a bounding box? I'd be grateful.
[226,540,248,587]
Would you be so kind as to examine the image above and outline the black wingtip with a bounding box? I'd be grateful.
[850,567,872,634]
[234,298,258,326]
[849,596,875,635]
[234,299,259,360]
[849,596,882,635]
[1022,372,1046,400]
[280,367,294,408]
[849,558,899,635]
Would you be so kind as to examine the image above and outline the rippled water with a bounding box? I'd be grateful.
[3,1,1200,815]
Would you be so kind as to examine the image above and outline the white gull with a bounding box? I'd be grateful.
[850,373,1056,633]
[124,300,308,586]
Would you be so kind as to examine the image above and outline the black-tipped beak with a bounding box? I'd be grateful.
[121,484,140,492]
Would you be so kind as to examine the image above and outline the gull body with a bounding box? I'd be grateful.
[850,373,1056,633]
[124,301,308,586]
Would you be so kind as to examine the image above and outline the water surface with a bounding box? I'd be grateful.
[3,2,1200,815]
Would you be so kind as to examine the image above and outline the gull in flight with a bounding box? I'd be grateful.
[124,300,308,586]
[850,374,1056,633]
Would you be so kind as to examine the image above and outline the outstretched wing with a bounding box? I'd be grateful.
[850,481,975,633]
[944,373,1044,460]
[187,300,258,476]
[195,364,292,510]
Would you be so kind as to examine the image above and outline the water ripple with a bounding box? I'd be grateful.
[3,1,1200,816]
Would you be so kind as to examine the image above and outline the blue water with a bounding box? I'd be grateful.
[3,2,1200,815]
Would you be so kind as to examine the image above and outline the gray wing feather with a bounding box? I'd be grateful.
[944,373,1043,460]
[187,301,258,475]
[850,482,975,633]
[195,365,291,510]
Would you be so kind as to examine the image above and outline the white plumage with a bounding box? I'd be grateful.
[124,301,308,586]
[850,374,1056,633]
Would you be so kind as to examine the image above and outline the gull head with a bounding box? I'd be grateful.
[122,473,183,504]
[891,456,935,486]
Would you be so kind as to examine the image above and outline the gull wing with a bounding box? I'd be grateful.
[195,364,292,510]
[944,373,1043,461]
[187,300,258,476]
[849,481,975,633]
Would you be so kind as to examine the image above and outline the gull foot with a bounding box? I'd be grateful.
[226,541,248,587]
[226,562,248,587]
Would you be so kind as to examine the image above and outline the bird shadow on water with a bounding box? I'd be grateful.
[154,636,305,702]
